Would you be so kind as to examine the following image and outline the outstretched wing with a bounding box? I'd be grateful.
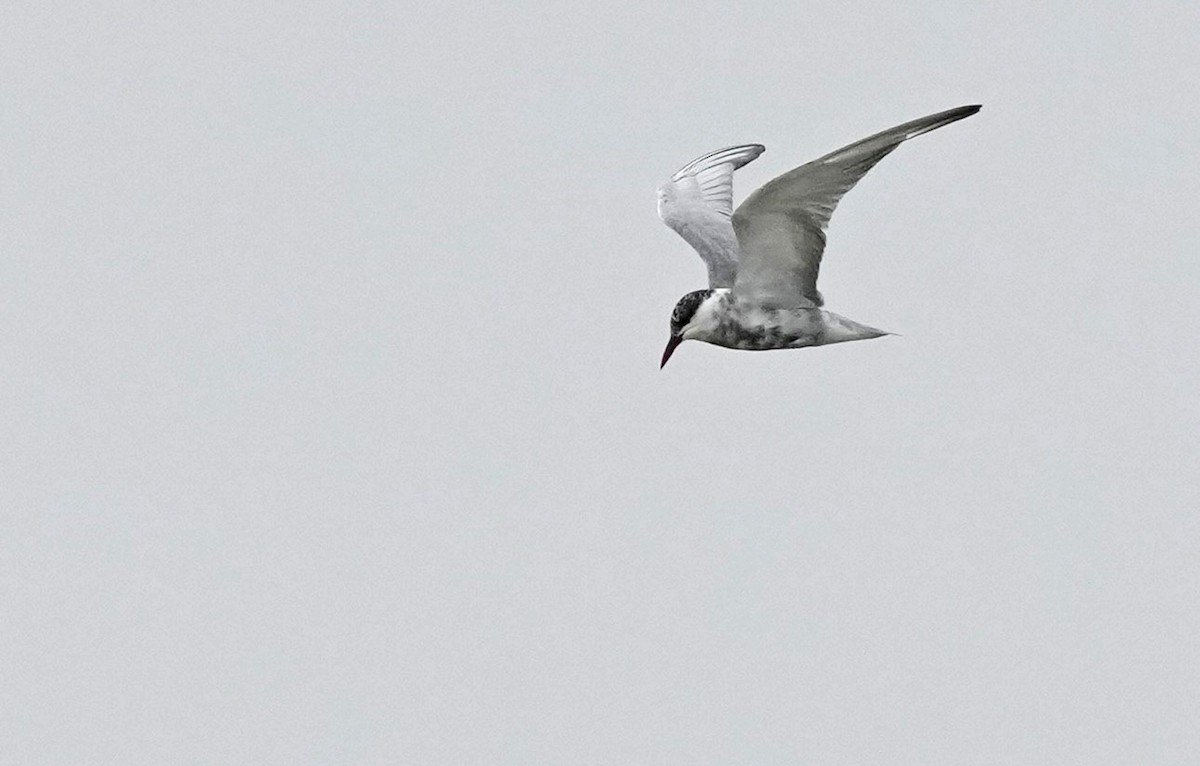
[731,105,980,307]
[658,144,765,288]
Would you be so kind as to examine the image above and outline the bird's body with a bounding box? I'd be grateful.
[656,104,979,367]
[682,289,888,351]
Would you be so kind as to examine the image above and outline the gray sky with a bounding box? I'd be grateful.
[4,1,1199,763]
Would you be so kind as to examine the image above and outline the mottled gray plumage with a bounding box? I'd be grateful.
[657,105,980,367]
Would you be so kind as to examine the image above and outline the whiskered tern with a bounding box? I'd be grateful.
[657,104,980,367]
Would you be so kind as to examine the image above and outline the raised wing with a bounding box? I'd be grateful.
[731,105,980,307]
[658,144,765,288]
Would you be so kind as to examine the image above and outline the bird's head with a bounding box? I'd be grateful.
[661,288,715,368]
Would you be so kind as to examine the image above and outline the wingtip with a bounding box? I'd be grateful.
[671,143,767,180]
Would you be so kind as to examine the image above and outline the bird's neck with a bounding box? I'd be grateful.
[681,289,734,341]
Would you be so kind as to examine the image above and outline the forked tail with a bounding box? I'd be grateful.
[817,310,892,345]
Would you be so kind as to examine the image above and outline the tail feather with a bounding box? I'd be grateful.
[818,310,891,345]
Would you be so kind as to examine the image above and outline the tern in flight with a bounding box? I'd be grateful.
[657,104,980,367]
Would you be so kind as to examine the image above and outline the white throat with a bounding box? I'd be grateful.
[680,289,732,341]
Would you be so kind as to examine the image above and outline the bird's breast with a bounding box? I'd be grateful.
[706,305,823,350]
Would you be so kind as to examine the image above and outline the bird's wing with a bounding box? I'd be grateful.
[658,144,765,288]
[730,105,980,307]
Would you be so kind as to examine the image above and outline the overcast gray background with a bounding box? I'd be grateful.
[3,1,1199,763]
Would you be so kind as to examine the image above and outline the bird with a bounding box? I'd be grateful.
[656,104,980,368]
